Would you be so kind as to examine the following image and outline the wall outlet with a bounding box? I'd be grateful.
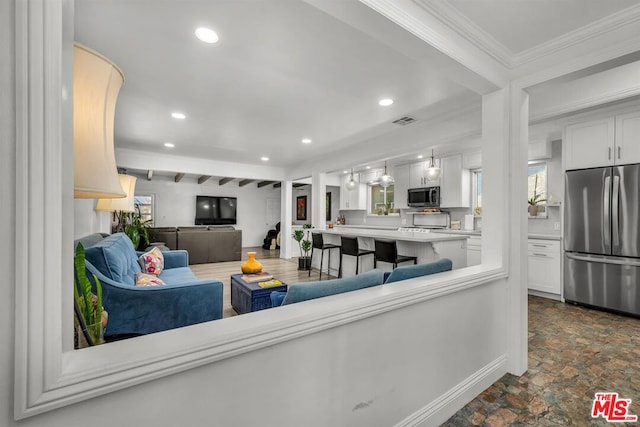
[554,222,561,230]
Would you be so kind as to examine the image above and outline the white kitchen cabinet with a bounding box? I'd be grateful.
[439,154,470,208]
[392,164,410,209]
[615,111,640,165]
[467,235,481,266]
[527,239,561,295]
[409,160,440,188]
[339,173,367,210]
[409,162,426,188]
[563,113,640,170]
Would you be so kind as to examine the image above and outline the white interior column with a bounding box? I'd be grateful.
[482,86,529,376]
[311,172,327,231]
[280,181,293,259]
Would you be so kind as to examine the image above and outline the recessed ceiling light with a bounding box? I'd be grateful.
[417,155,423,159]
[366,165,371,169]
[195,27,219,44]
[171,112,186,119]
[301,138,312,144]
[343,170,349,174]
[261,156,269,161]
[164,142,175,148]
[378,98,394,106]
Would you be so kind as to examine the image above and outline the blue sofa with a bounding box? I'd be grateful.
[271,258,453,307]
[75,233,224,339]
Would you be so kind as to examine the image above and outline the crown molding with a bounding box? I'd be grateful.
[411,0,640,75]
[513,3,640,67]
[411,0,514,68]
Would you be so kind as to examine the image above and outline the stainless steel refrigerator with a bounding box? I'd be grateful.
[564,164,640,316]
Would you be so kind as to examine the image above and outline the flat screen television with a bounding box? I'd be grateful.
[195,196,237,225]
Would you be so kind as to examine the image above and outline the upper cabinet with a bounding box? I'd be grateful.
[615,111,640,166]
[440,154,470,208]
[339,173,367,210]
[392,164,411,209]
[409,160,440,188]
[564,111,640,170]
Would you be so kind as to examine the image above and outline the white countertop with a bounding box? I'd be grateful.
[329,226,561,241]
[321,228,469,243]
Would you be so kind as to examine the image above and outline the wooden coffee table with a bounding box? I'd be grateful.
[230,274,287,315]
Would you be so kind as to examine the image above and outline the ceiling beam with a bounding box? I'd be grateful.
[174,173,185,183]
[293,183,307,188]
[273,182,281,188]
[257,180,275,188]
[239,179,254,187]
[146,170,153,181]
[198,175,212,185]
[218,177,233,186]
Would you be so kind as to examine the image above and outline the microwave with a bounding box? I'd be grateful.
[407,186,440,207]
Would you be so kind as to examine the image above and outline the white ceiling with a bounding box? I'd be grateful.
[75,0,472,169]
[446,0,639,54]
[74,0,639,173]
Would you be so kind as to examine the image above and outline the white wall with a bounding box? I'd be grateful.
[291,185,341,226]
[133,174,281,247]
[74,200,111,238]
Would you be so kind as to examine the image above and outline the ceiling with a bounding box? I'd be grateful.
[74,0,640,176]
[446,0,638,55]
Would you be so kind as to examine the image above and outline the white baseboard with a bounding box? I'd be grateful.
[395,355,508,427]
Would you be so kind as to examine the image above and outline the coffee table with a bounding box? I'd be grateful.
[230,274,288,315]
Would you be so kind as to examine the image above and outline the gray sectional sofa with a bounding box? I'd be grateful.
[148,226,242,264]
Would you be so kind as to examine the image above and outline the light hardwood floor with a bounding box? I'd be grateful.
[189,247,337,318]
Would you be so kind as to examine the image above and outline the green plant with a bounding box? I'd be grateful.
[292,224,313,259]
[121,210,151,248]
[74,243,104,346]
[528,173,546,206]
[528,193,546,206]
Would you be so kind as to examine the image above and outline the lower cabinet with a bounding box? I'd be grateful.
[527,239,561,295]
[467,235,481,266]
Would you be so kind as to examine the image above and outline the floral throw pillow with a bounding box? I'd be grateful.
[138,247,164,276]
[135,272,166,287]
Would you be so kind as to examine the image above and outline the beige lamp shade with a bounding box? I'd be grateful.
[96,175,137,212]
[73,43,126,199]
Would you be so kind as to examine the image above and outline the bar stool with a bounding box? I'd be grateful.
[339,236,375,277]
[309,233,341,279]
[374,239,417,269]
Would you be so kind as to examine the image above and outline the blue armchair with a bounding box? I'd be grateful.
[75,233,223,339]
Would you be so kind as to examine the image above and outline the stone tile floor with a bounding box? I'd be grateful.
[443,296,640,426]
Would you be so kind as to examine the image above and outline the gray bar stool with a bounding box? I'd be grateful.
[339,236,375,277]
[374,239,417,269]
[309,233,340,279]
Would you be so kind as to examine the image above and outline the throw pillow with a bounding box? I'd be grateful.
[135,272,166,287]
[138,247,164,275]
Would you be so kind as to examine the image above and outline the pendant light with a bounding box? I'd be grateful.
[425,149,441,180]
[379,161,394,188]
[346,168,357,191]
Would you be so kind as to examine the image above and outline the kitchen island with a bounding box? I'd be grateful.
[314,227,469,277]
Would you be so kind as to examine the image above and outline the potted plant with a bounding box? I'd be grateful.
[528,193,546,216]
[74,243,107,348]
[121,210,152,250]
[528,173,546,216]
[292,224,313,270]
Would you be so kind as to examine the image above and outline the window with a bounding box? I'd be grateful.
[369,184,395,215]
[528,162,547,215]
[472,169,482,216]
[134,194,154,224]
